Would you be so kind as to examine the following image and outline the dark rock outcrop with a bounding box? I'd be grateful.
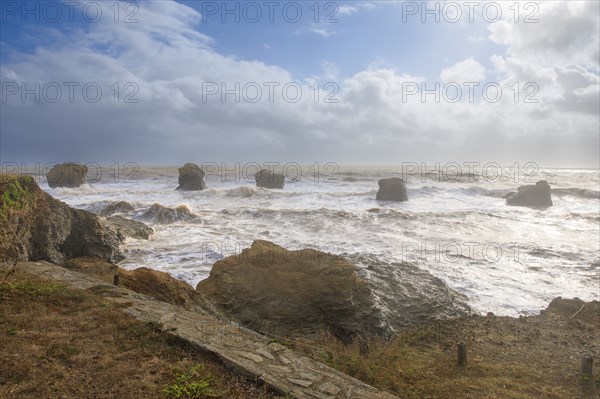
[196,240,470,341]
[0,175,123,264]
[100,201,135,216]
[177,163,205,191]
[140,203,197,224]
[506,180,553,207]
[255,169,285,189]
[101,216,153,239]
[46,163,88,188]
[376,178,408,202]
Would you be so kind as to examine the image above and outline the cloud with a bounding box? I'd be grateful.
[468,36,486,43]
[0,0,598,167]
[338,5,358,16]
[338,2,376,15]
[488,1,599,69]
[440,58,486,83]
[309,24,336,37]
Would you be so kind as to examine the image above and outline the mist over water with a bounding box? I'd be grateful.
[43,165,600,316]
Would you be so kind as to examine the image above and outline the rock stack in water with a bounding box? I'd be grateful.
[506,180,553,207]
[376,178,408,201]
[140,203,197,224]
[255,169,285,189]
[100,201,135,216]
[177,163,205,191]
[46,162,88,188]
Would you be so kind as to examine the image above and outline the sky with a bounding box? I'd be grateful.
[0,0,599,167]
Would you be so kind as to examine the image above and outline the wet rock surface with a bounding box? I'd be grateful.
[376,178,408,202]
[506,180,553,207]
[46,163,88,188]
[100,201,135,216]
[140,203,198,224]
[177,163,205,191]
[255,169,285,189]
[101,215,153,239]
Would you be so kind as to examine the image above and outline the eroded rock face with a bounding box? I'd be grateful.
[100,201,135,216]
[196,240,470,341]
[255,169,285,189]
[177,163,205,191]
[140,203,197,224]
[506,180,553,207]
[376,178,408,202]
[0,175,124,264]
[101,216,153,240]
[46,163,88,188]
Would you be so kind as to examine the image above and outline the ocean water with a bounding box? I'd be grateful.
[41,165,600,316]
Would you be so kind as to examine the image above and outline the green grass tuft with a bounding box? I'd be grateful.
[163,364,221,399]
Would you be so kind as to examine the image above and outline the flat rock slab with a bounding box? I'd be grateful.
[10,262,400,399]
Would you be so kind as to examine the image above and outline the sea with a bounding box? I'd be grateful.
[39,164,600,317]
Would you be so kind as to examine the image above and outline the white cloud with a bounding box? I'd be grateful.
[468,36,486,43]
[338,5,358,16]
[338,2,376,15]
[309,24,336,37]
[440,58,486,83]
[488,1,599,69]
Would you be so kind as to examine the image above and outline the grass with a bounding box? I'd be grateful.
[291,318,599,399]
[0,175,35,221]
[163,364,222,399]
[0,274,281,399]
[2,260,597,399]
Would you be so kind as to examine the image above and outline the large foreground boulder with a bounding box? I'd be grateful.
[46,163,88,188]
[506,180,553,207]
[140,203,197,224]
[0,175,123,264]
[376,178,408,202]
[177,163,205,191]
[196,240,470,341]
[255,169,285,189]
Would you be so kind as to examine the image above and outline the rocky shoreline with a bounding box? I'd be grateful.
[1,172,598,398]
[0,174,591,334]
[1,174,469,340]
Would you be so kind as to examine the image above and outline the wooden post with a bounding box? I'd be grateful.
[581,356,593,379]
[580,356,595,397]
[457,343,467,367]
[113,272,119,286]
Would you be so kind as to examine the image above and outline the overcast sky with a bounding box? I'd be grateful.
[1,1,598,167]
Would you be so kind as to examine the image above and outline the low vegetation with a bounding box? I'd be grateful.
[0,272,281,399]
[0,175,35,220]
[291,307,600,399]
[2,263,597,399]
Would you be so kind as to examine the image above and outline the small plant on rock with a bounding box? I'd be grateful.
[163,364,221,399]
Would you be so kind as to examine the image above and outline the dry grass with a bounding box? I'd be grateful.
[0,275,282,399]
[1,266,598,399]
[292,311,600,399]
